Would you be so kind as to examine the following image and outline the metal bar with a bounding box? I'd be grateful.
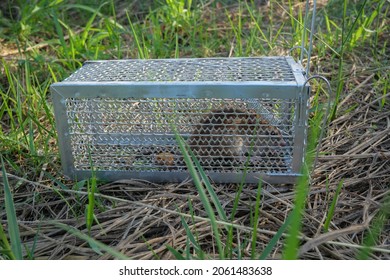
[71,170,301,184]
[51,86,76,178]
[50,83,301,100]
[306,0,317,76]
[300,0,311,63]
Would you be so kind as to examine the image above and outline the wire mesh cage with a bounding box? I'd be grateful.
[51,57,310,183]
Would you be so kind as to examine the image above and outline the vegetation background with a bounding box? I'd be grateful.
[0,0,389,259]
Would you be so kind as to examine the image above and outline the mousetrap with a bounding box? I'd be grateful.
[51,57,310,183]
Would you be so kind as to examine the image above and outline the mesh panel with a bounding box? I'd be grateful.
[64,57,296,82]
[66,98,295,173]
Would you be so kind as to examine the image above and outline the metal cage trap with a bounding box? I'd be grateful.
[51,0,330,184]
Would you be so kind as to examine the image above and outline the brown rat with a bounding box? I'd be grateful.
[187,108,287,167]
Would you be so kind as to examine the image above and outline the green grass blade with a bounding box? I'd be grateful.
[187,148,228,222]
[44,172,79,218]
[282,156,312,259]
[323,180,344,232]
[185,197,206,259]
[259,212,293,260]
[28,120,36,157]
[172,127,224,259]
[343,0,368,47]
[226,124,260,258]
[357,194,390,260]
[331,0,368,120]
[64,3,125,31]
[1,155,23,260]
[86,177,96,234]
[0,222,16,259]
[246,2,272,50]
[180,214,203,258]
[126,11,145,59]
[250,180,262,259]
[51,10,69,60]
[25,226,39,260]
[86,147,97,234]
[141,236,160,260]
[80,3,108,46]
[165,245,186,260]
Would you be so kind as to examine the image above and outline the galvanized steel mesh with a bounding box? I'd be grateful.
[64,57,296,82]
[65,97,295,173]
